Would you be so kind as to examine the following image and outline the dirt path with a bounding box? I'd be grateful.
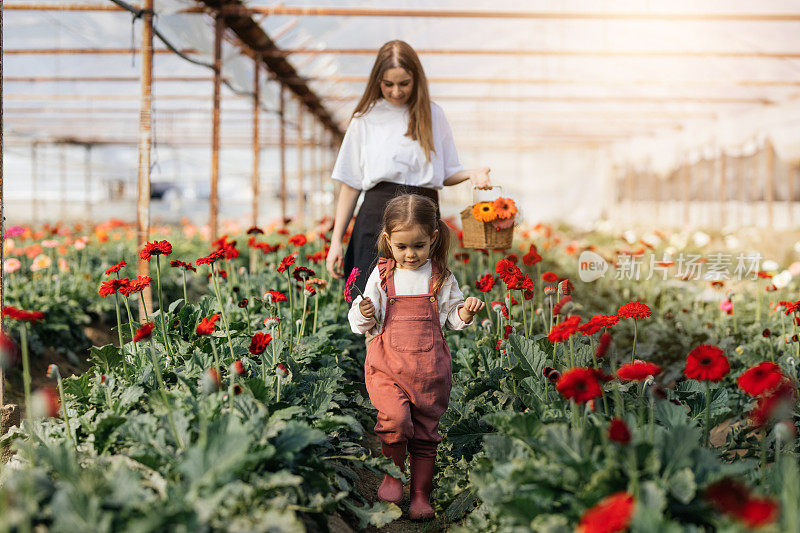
[330,433,448,533]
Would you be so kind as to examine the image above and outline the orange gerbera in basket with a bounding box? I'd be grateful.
[493,197,517,219]
[472,202,497,222]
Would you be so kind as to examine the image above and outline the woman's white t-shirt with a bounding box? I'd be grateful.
[330,99,463,191]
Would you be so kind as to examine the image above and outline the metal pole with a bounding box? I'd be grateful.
[719,150,727,228]
[279,84,287,221]
[85,145,92,222]
[252,54,260,229]
[210,14,223,243]
[60,146,67,222]
[31,142,38,225]
[136,0,154,319]
[297,102,304,225]
[766,141,775,227]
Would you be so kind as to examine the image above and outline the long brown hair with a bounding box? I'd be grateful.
[377,194,451,296]
[352,40,435,162]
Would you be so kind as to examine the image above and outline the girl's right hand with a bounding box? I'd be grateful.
[326,240,344,278]
[359,297,375,319]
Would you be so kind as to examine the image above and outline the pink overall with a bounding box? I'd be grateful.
[365,257,453,446]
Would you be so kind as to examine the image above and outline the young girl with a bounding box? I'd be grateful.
[348,194,484,520]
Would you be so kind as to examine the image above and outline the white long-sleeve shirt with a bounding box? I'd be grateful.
[348,259,472,335]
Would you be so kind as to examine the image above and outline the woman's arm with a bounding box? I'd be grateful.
[443,167,491,188]
[326,183,362,278]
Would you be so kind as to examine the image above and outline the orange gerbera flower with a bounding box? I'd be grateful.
[493,197,517,219]
[472,202,496,222]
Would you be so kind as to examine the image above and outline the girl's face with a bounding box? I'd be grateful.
[384,224,437,270]
[380,67,414,107]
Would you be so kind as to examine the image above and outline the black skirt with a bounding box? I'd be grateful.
[343,181,439,299]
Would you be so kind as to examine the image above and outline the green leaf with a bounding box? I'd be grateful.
[272,421,326,458]
[88,344,123,373]
[667,468,697,504]
[341,500,401,529]
[506,333,548,381]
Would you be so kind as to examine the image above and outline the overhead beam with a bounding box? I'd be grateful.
[261,47,800,60]
[4,48,199,55]
[4,93,771,104]
[197,0,342,139]
[7,75,800,88]
[13,4,800,22]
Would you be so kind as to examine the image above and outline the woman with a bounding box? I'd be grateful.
[326,40,491,297]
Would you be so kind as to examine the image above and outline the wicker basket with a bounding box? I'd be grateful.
[459,187,514,250]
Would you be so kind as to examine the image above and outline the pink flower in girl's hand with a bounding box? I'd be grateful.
[344,267,360,303]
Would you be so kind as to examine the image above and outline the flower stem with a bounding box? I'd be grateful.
[299,291,308,338]
[182,270,188,304]
[139,292,150,322]
[148,342,185,449]
[704,381,712,447]
[154,256,172,357]
[286,272,295,352]
[312,296,319,335]
[113,293,129,377]
[20,325,36,450]
[54,371,75,448]
[120,296,139,361]
[520,291,528,338]
[209,339,221,379]
[631,319,638,362]
[211,264,236,361]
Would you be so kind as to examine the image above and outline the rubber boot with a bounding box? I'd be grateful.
[377,441,406,503]
[409,441,437,520]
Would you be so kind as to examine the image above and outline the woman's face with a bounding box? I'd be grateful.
[380,67,414,107]
[384,224,437,270]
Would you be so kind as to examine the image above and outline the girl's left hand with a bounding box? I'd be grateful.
[469,167,491,189]
[462,296,485,315]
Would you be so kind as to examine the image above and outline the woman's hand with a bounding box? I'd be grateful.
[469,167,491,189]
[359,297,376,319]
[326,240,345,278]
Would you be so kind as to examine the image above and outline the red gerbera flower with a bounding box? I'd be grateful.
[595,332,612,359]
[231,359,245,376]
[548,315,582,343]
[705,478,779,528]
[558,279,573,295]
[220,240,239,260]
[98,279,128,298]
[749,379,796,429]
[552,295,572,316]
[104,261,126,276]
[617,360,662,381]
[737,362,785,397]
[522,244,542,266]
[292,266,315,282]
[248,332,272,355]
[542,271,558,283]
[495,258,522,284]
[2,306,46,323]
[578,315,620,336]
[139,240,172,261]
[119,276,152,296]
[277,255,295,273]
[475,274,496,293]
[196,314,220,335]
[576,492,634,533]
[0,332,20,369]
[30,386,60,418]
[617,302,651,319]
[134,322,155,342]
[264,290,288,303]
[608,418,631,445]
[170,260,197,272]
[454,252,470,264]
[490,300,509,320]
[684,344,729,382]
[288,234,307,247]
[556,367,603,403]
[196,249,225,266]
